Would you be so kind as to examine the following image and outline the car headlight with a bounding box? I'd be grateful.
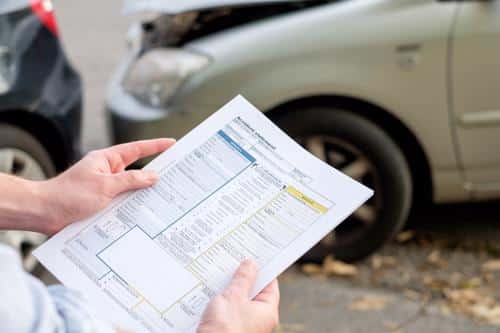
[122,48,210,107]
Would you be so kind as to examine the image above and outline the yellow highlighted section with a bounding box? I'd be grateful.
[286,186,328,213]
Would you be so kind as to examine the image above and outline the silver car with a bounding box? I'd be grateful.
[107,0,500,262]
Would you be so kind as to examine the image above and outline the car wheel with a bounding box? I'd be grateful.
[272,107,412,262]
[0,123,56,271]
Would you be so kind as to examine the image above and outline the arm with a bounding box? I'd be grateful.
[0,244,116,333]
[0,174,50,234]
[0,139,175,333]
[0,138,175,235]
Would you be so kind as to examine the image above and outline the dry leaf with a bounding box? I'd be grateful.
[469,304,500,325]
[439,303,452,316]
[444,289,496,307]
[371,255,383,270]
[396,230,415,243]
[301,263,323,276]
[323,255,358,277]
[347,295,392,311]
[403,289,420,301]
[444,288,500,325]
[482,272,495,285]
[422,275,449,290]
[426,250,447,268]
[371,255,397,270]
[482,259,500,272]
[458,277,482,289]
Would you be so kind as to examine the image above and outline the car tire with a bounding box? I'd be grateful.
[0,123,56,270]
[0,123,56,177]
[271,107,412,262]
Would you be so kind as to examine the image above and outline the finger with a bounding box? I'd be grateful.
[104,139,176,171]
[254,279,280,306]
[223,260,258,299]
[107,170,159,195]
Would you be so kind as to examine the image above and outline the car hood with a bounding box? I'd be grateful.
[0,0,29,14]
[123,0,314,15]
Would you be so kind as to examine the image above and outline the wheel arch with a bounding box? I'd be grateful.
[0,110,70,172]
[265,95,433,205]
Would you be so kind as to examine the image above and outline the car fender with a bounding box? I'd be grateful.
[185,0,454,163]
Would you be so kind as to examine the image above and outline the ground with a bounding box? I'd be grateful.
[53,1,500,332]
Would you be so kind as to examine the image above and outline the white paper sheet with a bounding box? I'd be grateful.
[34,95,373,333]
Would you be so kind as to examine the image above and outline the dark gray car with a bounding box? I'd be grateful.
[0,0,82,270]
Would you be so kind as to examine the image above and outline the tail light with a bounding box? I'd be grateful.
[30,0,59,36]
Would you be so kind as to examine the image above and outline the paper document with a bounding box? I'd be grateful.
[35,95,373,333]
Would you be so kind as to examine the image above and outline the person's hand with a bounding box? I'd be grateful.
[38,138,175,235]
[197,260,280,333]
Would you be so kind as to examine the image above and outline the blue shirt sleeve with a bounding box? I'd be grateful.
[0,244,114,333]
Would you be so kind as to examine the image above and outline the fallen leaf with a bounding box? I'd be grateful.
[403,289,420,301]
[396,230,415,243]
[422,275,449,290]
[482,259,500,272]
[458,277,482,289]
[371,255,397,270]
[323,255,358,277]
[426,250,447,268]
[301,263,323,276]
[482,272,495,286]
[444,288,500,325]
[469,304,500,325]
[347,295,392,311]
[439,303,452,317]
[444,289,496,308]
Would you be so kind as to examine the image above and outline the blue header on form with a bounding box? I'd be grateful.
[217,130,256,163]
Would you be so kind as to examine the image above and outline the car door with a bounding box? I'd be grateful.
[450,0,500,198]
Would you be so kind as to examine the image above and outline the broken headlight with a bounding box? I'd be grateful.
[122,48,210,107]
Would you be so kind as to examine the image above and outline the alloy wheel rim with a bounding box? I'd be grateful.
[0,148,48,270]
[298,135,383,247]
[0,148,47,180]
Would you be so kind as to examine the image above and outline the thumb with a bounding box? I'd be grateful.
[223,260,258,300]
[107,170,159,195]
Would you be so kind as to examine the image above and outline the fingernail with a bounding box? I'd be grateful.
[144,170,159,182]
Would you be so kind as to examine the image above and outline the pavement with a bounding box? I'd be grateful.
[53,1,500,332]
[54,0,131,150]
[279,269,496,333]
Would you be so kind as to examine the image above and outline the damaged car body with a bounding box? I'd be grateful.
[136,1,332,48]
[107,0,500,262]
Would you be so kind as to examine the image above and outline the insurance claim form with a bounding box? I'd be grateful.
[34,95,373,333]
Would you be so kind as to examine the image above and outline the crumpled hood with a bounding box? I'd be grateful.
[123,0,311,15]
